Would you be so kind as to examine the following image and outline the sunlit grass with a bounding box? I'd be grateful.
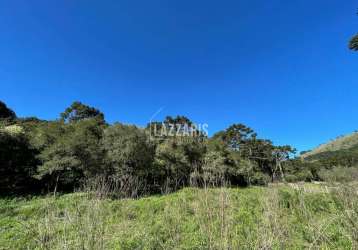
[1,184,357,249]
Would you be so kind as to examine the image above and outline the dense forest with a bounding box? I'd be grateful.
[1,100,357,197]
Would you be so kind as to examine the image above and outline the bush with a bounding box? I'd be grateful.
[250,172,270,186]
[318,167,358,183]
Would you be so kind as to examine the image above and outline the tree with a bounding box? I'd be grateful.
[0,127,38,193]
[283,159,316,182]
[103,124,155,196]
[271,145,296,181]
[36,119,105,193]
[34,103,106,193]
[200,150,231,185]
[147,115,204,139]
[61,101,105,124]
[213,124,295,182]
[216,124,257,151]
[242,139,295,181]
[154,136,206,191]
[350,34,358,51]
[163,115,193,127]
[0,101,16,120]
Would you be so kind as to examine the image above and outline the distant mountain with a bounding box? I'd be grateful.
[301,131,358,160]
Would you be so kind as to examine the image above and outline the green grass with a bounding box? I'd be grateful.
[1,184,357,249]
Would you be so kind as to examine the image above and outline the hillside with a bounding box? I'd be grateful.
[301,131,358,159]
[1,184,358,249]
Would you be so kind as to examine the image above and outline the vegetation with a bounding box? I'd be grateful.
[1,17,357,246]
[2,99,357,249]
[350,35,358,50]
[0,101,16,121]
[299,134,358,183]
[2,99,358,197]
[301,132,358,159]
[1,100,305,196]
[1,7,357,250]
[1,183,358,249]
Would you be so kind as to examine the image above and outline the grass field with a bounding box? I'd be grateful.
[1,183,358,249]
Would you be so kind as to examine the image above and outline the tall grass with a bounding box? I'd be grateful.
[1,181,358,249]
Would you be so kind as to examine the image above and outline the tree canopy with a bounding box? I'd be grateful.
[0,101,16,120]
[350,34,358,51]
[0,100,351,197]
[61,101,105,124]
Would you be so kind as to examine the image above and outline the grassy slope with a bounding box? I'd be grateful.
[301,132,358,159]
[1,184,357,249]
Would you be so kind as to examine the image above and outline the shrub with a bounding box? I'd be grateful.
[250,172,270,186]
[318,167,358,183]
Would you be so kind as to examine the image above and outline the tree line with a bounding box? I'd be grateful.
[0,100,357,197]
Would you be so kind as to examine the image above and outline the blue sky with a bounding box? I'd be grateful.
[0,0,357,152]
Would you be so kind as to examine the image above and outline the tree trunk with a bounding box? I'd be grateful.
[53,174,59,197]
[278,161,285,181]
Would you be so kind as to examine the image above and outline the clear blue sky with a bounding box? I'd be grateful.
[1,0,357,152]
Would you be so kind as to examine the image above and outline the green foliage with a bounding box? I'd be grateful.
[216,123,257,150]
[350,34,358,50]
[0,100,16,121]
[163,115,193,127]
[104,124,153,177]
[285,171,314,183]
[61,101,105,124]
[294,143,358,182]
[305,144,358,168]
[212,124,295,182]
[0,129,38,193]
[36,119,105,190]
[318,166,358,183]
[249,171,271,185]
[200,150,233,184]
[283,159,318,182]
[349,11,358,51]
[2,98,357,196]
[103,124,155,196]
[154,137,206,190]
